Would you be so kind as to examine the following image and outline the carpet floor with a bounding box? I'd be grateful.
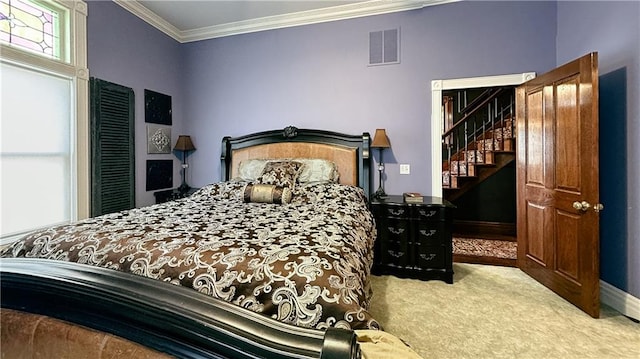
[368,263,639,359]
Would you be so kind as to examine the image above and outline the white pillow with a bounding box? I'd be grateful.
[237,159,268,181]
[297,158,340,183]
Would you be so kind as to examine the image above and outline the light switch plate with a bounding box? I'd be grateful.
[400,164,410,174]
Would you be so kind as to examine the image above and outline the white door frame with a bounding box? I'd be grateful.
[430,72,536,196]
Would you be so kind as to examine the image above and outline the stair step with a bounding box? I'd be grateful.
[478,126,512,137]
[443,171,478,189]
[443,171,451,187]
[476,138,515,152]
[459,150,493,164]
[504,138,515,151]
[452,176,477,188]
[443,149,515,196]
[448,161,478,176]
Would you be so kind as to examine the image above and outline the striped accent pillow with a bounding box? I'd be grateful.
[243,183,292,204]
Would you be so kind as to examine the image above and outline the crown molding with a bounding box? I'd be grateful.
[114,0,183,42]
[115,0,458,43]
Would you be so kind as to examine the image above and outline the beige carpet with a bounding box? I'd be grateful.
[368,263,639,359]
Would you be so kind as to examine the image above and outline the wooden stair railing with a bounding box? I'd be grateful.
[442,87,515,201]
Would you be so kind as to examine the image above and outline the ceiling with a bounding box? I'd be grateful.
[114,0,454,43]
[138,1,363,31]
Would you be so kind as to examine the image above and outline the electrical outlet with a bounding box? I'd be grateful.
[400,164,410,175]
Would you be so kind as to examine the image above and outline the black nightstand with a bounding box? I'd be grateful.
[154,187,199,204]
[370,195,455,283]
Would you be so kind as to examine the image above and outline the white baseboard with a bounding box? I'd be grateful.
[600,280,640,321]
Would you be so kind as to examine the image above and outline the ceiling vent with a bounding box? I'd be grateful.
[369,28,400,66]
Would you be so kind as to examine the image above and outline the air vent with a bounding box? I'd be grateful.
[369,28,400,66]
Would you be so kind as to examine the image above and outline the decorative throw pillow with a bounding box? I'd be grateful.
[256,161,304,189]
[243,183,292,204]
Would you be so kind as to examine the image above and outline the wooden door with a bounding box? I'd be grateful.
[516,53,600,317]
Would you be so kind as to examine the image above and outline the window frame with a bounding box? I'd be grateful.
[0,0,88,245]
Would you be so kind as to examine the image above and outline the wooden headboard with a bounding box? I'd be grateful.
[221,126,372,196]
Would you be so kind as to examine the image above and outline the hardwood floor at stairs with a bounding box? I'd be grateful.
[453,237,517,267]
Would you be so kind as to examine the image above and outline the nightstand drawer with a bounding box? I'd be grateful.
[416,223,447,245]
[382,218,410,241]
[414,207,447,221]
[415,244,445,269]
[381,239,410,268]
[383,205,409,218]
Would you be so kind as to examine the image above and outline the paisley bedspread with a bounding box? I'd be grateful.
[1,181,380,330]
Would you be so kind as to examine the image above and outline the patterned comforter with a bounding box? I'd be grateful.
[1,181,380,330]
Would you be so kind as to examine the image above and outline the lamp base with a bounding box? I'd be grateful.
[373,186,387,199]
[178,183,191,194]
[374,156,387,199]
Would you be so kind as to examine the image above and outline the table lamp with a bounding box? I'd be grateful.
[174,135,196,193]
[371,129,391,199]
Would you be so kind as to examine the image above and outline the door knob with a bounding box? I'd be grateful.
[573,201,591,211]
[572,201,604,213]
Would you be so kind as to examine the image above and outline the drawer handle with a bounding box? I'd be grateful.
[388,250,405,258]
[419,210,437,217]
[419,229,437,237]
[388,227,405,235]
[389,208,405,216]
[420,253,437,261]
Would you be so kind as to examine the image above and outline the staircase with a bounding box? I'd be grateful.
[442,87,516,202]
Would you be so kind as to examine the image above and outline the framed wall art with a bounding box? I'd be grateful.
[145,89,172,125]
[146,159,173,191]
[147,124,171,154]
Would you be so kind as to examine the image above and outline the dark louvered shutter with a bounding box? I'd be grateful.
[90,78,135,216]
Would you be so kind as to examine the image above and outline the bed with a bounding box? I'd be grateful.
[1,127,384,358]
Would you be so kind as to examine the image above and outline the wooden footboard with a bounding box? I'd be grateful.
[0,258,360,359]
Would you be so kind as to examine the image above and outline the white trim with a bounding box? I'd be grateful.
[115,0,459,43]
[0,45,76,76]
[430,72,536,196]
[601,280,640,321]
[431,79,444,197]
[71,0,90,220]
[113,0,182,42]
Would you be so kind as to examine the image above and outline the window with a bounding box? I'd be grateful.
[0,0,87,242]
[1,62,73,236]
[0,0,65,61]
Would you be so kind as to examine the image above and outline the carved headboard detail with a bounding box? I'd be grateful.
[221,127,371,196]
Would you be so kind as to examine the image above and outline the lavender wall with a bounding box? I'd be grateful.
[556,1,640,298]
[86,1,638,300]
[182,1,556,194]
[87,1,184,207]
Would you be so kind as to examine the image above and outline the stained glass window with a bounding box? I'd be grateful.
[0,0,60,59]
